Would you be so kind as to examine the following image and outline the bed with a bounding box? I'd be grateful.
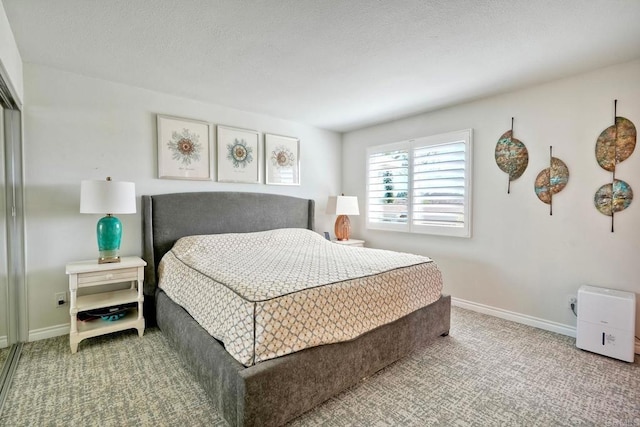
[142,191,451,427]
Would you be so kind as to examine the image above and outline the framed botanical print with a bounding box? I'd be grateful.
[157,114,213,180]
[217,125,260,183]
[265,133,300,185]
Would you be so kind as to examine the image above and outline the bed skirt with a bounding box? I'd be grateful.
[156,289,451,426]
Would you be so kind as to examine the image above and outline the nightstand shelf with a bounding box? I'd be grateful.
[76,309,141,336]
[66,256,146,353]
[332,239,365,247]
[76,288,139,312]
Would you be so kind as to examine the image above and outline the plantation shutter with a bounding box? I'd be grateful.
[366,129,472,237]
[412,140,466,229]
[366,142,410,231]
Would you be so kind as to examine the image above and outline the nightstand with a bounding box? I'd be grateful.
[332,239,365,248]
[65,256,146,353]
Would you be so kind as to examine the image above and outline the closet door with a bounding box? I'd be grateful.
[4,107,25,345]
[0,104,7,351]
[0,102,25,413]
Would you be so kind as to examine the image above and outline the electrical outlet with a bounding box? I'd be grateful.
[567,295,577,311]
[55,292,67,308]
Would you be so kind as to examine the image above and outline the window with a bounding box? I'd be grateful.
[366,129,472,238]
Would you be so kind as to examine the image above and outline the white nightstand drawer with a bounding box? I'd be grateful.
[77,267,139,285]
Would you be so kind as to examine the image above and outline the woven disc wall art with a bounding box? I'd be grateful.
[593,100,636,232]
[495,117,528,194]
[534,146,569,215]
[595,116,636,171]
[594,179,633,216]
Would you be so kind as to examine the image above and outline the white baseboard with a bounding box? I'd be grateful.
[451,297,577,338]
[0,335,7,349]
[28,323,69,342]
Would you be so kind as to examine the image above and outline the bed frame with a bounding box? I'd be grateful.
[142,191,450,427]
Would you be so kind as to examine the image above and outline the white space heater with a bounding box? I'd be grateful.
[576,285,636,362]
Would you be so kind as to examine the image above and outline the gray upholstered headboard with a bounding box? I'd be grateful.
[142,191,315,296]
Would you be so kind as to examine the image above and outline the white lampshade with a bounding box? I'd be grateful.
[80,179,136,214]
[326,195,360,216]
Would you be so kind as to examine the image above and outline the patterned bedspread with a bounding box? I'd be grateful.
[158,228,443,366]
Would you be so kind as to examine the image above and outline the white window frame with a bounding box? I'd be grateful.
[366,129,473,238]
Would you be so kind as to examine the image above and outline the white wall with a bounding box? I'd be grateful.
[23,63,342,336]
[343,60,640,335]
[20,59,640,340]
[0,1,22,106]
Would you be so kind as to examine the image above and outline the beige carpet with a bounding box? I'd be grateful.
[0,347,8,371]
[1,307,638,426]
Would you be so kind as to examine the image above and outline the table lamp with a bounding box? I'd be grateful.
[80,177,136,263]
[326,195,360,241]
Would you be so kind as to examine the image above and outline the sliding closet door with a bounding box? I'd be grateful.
[0,73,26,412]
[0,104,7,349]
[4,107,25,345]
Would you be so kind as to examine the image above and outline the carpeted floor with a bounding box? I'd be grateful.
[1,307,638,426]
[0,347,8,371]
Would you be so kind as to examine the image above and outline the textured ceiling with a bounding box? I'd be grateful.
[3,0,640,132]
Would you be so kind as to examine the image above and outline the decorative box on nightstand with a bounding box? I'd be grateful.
[332,239,365,248]
[65,256,146,353]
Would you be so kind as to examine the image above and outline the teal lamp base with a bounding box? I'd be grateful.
[97,214,122,264]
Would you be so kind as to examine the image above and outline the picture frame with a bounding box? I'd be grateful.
[217,125,260,184]
[157,114,213,180]
[265,133,300,185]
